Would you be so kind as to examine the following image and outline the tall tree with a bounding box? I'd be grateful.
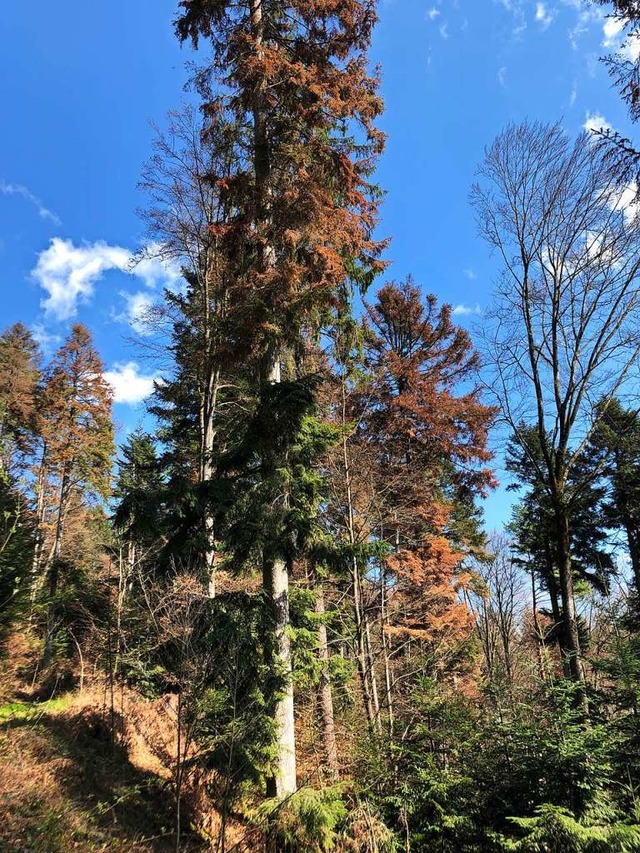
[594,1,640,184]
[361,280,495,635]
[589,398,640,599]
[506,426,614,678]
[326,280,495,735]
[140,106,241,597]
[472,121,640,703]
[36,324,114,662]
[174,0,386,797]
[0,323,41,473]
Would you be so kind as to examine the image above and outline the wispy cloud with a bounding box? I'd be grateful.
[103,362,159,405]
[453,303,483,317]
[563,0,603,50]
[30,323,62,355]
[32,238,182,322]
[0,180,61,226]
[495,0,527,38]
[112,290,157,335]
[498,66,507,87]
[426,7,440,21]
[463,268,478,280]
[535,3,556,29]
[569,80,578,107]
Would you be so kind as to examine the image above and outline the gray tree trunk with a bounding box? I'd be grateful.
[314,576,339,780]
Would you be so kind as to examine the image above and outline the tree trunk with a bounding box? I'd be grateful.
[314,574,339,781]
[251,0,297,798]
[544,544,572,680]
[555,505,588,710]
[339,378,382,736]
[264,553,297,797]
[29,442,48,610]
[261,350,296,797]
[199,257,220,599]
[352,563,378,732]
[621,508,640,600]
[43,465,70,666]
[380,568,394,737]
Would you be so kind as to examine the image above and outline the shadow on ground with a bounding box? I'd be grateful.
[0,705,207,852]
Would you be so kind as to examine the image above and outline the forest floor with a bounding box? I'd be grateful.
[0,636,243,852]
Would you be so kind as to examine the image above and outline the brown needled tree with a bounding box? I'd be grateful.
[37,324,114,665]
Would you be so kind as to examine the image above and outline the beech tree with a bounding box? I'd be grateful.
[140,107,243,597]
[174,0,387,796]
[472,121,640,702]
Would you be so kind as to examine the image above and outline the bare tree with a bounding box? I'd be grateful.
[472,121,640,704]
[468,533,528,691]
[139,105,236,598]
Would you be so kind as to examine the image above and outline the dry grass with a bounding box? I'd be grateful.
[0,631,243,852]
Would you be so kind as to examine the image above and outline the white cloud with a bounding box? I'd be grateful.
[613,182,640,223]
[583,111,612,134]
[622,32,640,63]
[113,290,157,335]
[439,21,449,39]
[0,181,61,226]
[536,3,556,29]
[453,303,483,316]
[32,238,183,322]
[34,238,129,320]
[498,66,507,87]
[463,268,478,280]
[426,7,440,21]
[30,323,61,355]
[603,16,626,48]
[601,15,640,62]
[103,362,158,405]
[131,245,183,290]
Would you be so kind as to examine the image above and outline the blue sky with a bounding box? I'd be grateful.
[0,0,636,529]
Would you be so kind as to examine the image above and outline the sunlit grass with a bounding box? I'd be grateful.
[0,695,73,722]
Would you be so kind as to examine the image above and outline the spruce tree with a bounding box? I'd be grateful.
[174,0,386,796]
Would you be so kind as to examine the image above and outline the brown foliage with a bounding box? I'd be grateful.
[175,0,388,368]
[358,280,496,640]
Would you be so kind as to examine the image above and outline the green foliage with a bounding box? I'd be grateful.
[507,425,614,598]
[288,584,356,691]
[0,470,34,638]
[181,593,280,794]
[111,430,165,546]
[353,669,640,852]
[338,802,400,852]
[257,787,348,852]
[495,804,640,852]
[0,695,73,722]
[221,376,341,571]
